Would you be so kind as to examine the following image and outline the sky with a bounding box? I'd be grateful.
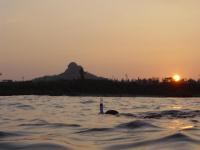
[0,0,200,80]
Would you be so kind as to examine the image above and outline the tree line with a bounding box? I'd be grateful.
[0,78,199,97]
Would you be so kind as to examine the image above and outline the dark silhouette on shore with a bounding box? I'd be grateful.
[0,76,200,97]
[34,62,105,81]
[0,62,200,97]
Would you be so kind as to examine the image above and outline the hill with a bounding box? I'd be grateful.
[33,62,106,81]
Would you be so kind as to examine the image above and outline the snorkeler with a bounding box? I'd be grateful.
[100,98,104,114]
[99,98,119,115]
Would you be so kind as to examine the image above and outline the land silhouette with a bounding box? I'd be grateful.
[0,62,200,97]
[34,62,106,81]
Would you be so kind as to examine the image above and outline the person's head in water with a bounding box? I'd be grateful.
[99,98,119,115]
[100,98,104,114]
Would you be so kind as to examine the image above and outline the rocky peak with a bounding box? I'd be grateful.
[64,62,83,75]
[34,62,106,81]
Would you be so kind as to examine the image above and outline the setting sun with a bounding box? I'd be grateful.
[173,74,181,82]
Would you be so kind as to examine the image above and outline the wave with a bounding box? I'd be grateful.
[143,110,200,119]
[161,133,197,142]
[19,119,48,127]
[0,131,21,138]
[106,132,200,150]
[80,100,95,104]
[116,120,158,129]
[7,102,34,110]
[19,119,80,128]
[7,102,22,106]
[121,110,200,119]
[54,105,64,108]
[77,120,158,135]
[16,104,34,110]
[77,128,113,134]
[120,113,137,117]
[0,142,72,150]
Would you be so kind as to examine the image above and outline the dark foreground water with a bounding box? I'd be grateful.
[0,96,200,150]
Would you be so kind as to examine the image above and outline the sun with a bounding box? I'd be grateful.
[173,74,181,82]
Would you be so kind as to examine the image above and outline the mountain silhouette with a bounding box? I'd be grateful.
[33,62,106,81]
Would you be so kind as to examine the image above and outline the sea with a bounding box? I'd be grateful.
[0,96,200,150]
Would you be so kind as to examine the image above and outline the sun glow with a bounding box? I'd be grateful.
[173,74,181,82]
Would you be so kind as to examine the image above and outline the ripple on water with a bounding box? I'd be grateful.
[76,120,159,137]
[19,119,81,128]
[16,104,34,110]
[0,142,72,150]
[118,110,200,119]
[77,128,113,134]
[7,102,34,110]
[0,131,22,138]
[80,99,95,104]
[142,110,200,119]
[106,132,200,150]
[116,120,159,129]
[1,96,200,150]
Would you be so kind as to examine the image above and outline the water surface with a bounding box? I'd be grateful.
[0,96,200,150]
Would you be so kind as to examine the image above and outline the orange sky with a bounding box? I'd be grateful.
[0,0,200,80]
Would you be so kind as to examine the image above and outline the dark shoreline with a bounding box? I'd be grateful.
[0,79,200,97]
[0,94,200,98]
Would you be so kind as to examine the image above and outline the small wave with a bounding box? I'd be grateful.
[14,118,26,121]
[106,132,200,150]
[54,105,64,108]
[7,102,22,106]
[120,110,200,119]
[19,120,80,128]
[161,133,196,142]
[48,123,81,128]
[0,131,22,138]
[2,117,11,121]
[7,102,34,110]
[120,113,137,118]
[80,100,95,104]
[19,119,48,127]
[191,119,199,123]
[16,104,34,110]
[143,110,200,119]
[0,142,72,150]
[77,128,113,134]
[116,120,158,129]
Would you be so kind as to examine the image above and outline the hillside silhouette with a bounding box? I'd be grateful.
[34,62,106,81]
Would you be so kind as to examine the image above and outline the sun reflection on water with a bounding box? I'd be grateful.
[168,119,194,130]
[171,105,182,109]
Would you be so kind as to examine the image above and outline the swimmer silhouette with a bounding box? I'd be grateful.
[99,98,119,115]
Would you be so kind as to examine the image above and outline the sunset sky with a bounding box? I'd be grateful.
[0,0,200,80]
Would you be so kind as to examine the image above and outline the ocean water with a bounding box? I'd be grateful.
[0,96,200,150]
